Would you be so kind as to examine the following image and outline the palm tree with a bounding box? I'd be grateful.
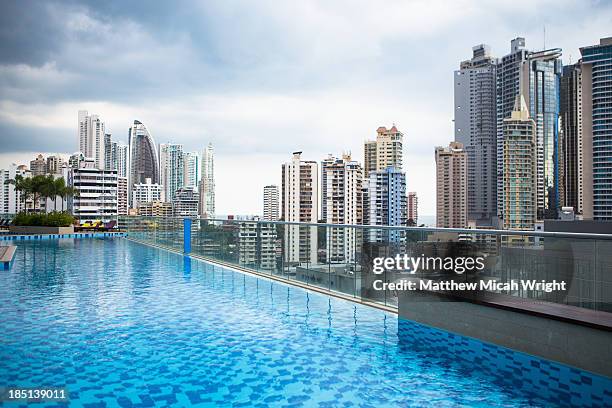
[60,185,79,213]
[29,175,48,213]
[40,175,57,212]
[52,177,66,212]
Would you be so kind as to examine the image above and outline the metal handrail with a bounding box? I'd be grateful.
[118,215,612,241]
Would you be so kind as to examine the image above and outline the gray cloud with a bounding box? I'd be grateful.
[0,0,611,214]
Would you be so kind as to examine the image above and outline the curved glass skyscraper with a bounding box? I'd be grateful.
[128,120,159,204]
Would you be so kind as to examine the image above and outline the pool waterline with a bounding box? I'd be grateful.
[0,237,610,407]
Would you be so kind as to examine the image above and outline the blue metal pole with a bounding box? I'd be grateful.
[183,218,192,253]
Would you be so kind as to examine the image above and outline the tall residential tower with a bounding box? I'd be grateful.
[580,37,612,220]
[454,44,497,226]
[435,142,468,229]
[198,143,215,218]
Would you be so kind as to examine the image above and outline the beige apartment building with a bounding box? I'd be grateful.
[321,154,363,263]
[502,96,537,231]
[435,142,468,228]
[364,126,403,175]
[281,152,318,264]
[138,201,173,217]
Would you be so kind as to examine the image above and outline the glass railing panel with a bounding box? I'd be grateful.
[323,225,358,298]
[120,216,612,314]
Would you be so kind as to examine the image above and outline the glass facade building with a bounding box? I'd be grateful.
[525,49,563,220]
[581,38,612,220]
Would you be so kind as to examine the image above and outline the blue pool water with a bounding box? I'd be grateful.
[0,238,610,407]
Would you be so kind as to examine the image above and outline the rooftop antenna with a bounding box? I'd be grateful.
[543,25,546,50]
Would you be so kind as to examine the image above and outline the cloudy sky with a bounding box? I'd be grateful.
[0,0,610,216]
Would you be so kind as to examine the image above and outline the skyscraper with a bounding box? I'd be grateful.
[263,185,279,221]
[496,38,529,221]
[128,120,159,206]
[183,151,199,189]
[159,143,184,202]
[104,133,113,170]
[281,152,318,264]
[363,125,407,242]
[502,96,537,231]
[560,63,584,214]
[117,176,128,216]
[521,48,563,220]
[321,154,363,263]
[580,37,612,220]
[363,167,407,242]
[435,142,467,228]
[198,143,215,218]
[363,126,403,175]
[454,44,497,226]
[115,143,129,178]
[407,192,418,225]
[78,110,106,169]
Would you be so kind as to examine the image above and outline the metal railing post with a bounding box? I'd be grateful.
[184,218,192,254]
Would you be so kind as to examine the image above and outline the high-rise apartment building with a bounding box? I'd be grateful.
[30,154,46,176]
[263,185,280,221]
[496,38,530,221]
[173,187,199,217]
[281,152,318,264]
[502,96,537,231]
[560,63,584,214]
[239,220,278,270]
[117,176,128,216]
[454,44,497,226]
[132,178,163,208]
[0,164,28,213]
[129,120,159,205]
[46,155,64,175]
[580,37,612,220]
[494,38,563,222]
[69,152,85,169]
[159,143,184,202]
[321,154,363,263]
[78,110,106,169]
[435,142,468,228]
[407,192,418,224]
[70,161,118,223]
[183,151,199,189]
[104,133,113,170]
[363,167,407,242]
[115,143,129,178]
[363,126,403,175]
[198,143,215,218]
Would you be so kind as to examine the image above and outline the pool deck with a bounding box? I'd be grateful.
[0,245,16,269]
[0,232,126,241]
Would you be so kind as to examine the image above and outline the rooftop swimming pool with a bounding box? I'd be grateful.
[0,238,610,407]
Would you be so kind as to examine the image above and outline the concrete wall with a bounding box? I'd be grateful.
[398,290,612,377]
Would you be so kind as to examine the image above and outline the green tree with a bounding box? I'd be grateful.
[60,184,79,213]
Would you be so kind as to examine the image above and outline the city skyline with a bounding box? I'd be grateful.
[1,1,611,216]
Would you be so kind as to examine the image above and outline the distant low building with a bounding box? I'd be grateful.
[132,178,163,208]
[138,201,173,217]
